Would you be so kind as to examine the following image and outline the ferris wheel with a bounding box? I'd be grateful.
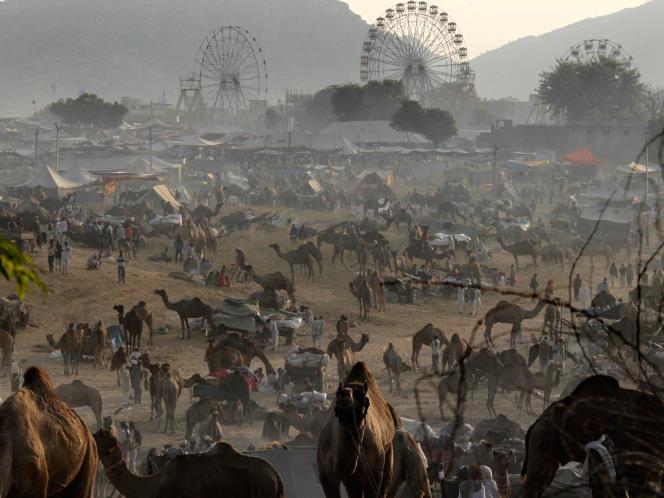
[563,39,633,67]
[360,1,473,104]
[193,26,268,117]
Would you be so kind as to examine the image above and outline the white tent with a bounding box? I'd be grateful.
[61,164,95,185]
[19,165,81,190]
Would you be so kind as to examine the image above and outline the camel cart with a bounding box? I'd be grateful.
[282,350,329,391]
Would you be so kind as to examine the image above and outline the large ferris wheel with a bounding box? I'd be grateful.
[360,1,474,105]
[563,39,633,67]
[193,26,268,117]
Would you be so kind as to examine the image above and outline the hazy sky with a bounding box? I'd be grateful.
[344,0,649,56]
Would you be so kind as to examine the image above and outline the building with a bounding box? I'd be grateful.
[477,121,648,164]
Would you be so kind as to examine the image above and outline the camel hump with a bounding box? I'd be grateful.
[70,379,84,386]
[345,361,375,385]
[23,366,57,397]
[570,375,620,399]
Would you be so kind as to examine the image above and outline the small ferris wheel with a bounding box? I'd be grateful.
[193,26,268,117]
[563,39,633,67]
[360,1,474,105]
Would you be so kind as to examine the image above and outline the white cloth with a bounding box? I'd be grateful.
[270,320,280,351]
[582,435,617,488]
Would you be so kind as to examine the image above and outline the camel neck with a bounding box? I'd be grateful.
[105,460,158,498]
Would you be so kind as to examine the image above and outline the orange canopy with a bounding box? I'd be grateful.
[561,148,601,166]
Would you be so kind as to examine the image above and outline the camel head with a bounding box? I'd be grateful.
[102,416,114,430]
[154,289,166,299]
[112,304,124,316]
[94,428,123,467]
[334,381,370,431]
[360,333,370,346]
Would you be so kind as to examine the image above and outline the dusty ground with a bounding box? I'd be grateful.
[0,204,635,466]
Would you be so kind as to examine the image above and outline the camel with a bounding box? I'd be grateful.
[300,241,323,278]
[483,300,547,348]
[437,371,469,420]
[185,397,219,441]
[349,273,372,321]
[247,268,296,304]
[269,243,315,283]
[205,346,244,370]
[184,371,253,424]
[91,321,108,369]
[487,363,562,416]
[522,375,664,498]
[491,448,516,498]
[154,289,213,339]
[496,237,537,268]
[206,335,275,375]
[94,429,284,498]
[249,287,285,309]
[367,269,386,311]
[0,366,98,497]
[191,191,224,221]
[110,346,127,385]
[388,430,432,498]
[411,324,449,371]
[0,329,13,376]
[403,240,435,269]
[55,379,103,430]
[47,326,83,376]
[441,333,473,371]
[326,333,370,381]
[317,362,399,498]
[158,363,183,433]
[114,302,154,349]
[470,414,526,443]
[199,219,219,259]
[570,239,614,269]
[383,342,408,395]
[199,406,224,443]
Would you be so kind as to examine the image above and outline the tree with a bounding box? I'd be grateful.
[49,93,128,128]
[0,237,45,298]
[264,108,281,131]
[391,100,457,148]
[418,108,458,148]
[537,57,646,123]
[330,80,407,121]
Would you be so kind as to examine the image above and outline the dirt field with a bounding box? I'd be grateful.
[0,206,632,466]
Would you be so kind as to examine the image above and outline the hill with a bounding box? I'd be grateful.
[0,0,369,116]
[471,0,664,99]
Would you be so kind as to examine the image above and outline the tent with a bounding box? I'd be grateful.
[61,164,95,185]
[137,184,181,211]
[561,148,601,166]
[19,165,81,193]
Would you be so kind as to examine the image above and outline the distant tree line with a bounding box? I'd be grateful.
[48,94,128,128]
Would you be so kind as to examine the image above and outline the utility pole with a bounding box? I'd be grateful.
[149,126,153,172]
[492,144,498,198]
[34,128,40,168]
[645,134,650,201]
[55,123,62,172]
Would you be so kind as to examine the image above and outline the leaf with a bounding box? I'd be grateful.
[0,236,47,298]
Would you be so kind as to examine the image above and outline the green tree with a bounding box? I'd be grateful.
[391,100,457,148]
[330,84,367,121]
[537,57,646,122]
[49,93,128,128]
[294,86,337,132]
[0,237,45,298]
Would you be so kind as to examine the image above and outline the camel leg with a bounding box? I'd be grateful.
[395,373,401,396]
[185,318,191,339]
[319,475,342,498]
[439,385,448,420]
[387,369,393,393]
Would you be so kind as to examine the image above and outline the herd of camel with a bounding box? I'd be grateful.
[3,359,664,498]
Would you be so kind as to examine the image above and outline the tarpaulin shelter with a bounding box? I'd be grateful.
[19,165,81,197]
[561,148,601,166]
[577,205,633,241]
[61,164,96,185]
[137,185,181,211]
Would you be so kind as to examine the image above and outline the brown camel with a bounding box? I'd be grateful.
[441,333,473,371]
[522,375,664,498]
[199,406,224,443]
[200,219,219,259]
[300,241,323,278]
[349,273,371,321]
[483,300,547,348]
[247,267,296,304]
[110,346,127,386]
[411,324,449,370]
[491,448,516,498]
[403,240,435,269]
[205,346,244,371]
[496,237,537,268]
[326,333,370,381]
[191,200,223,222]
[317,361,398,498]
[47,325,83,376]
[91,321,108,369]
[113,302,154,349]
[94,429,284,498]
[368,269,386,311]
[383,342,409,395]
[0,366,98,497]
[0,329,13,376]
[55,379,103,430]
[279,403,327,437]
[388,430,432,498]
[154,289,213,339]
[487,363,562,416]
[249,287,285,309]
[206,335,275,375]
[158,363,182,433]
[185,397,220,440]
[470,414,526,442]
[269,243,315,283]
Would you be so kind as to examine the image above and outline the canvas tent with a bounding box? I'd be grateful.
[561,148,601,166]
[137,185,181,211]
[577,205,633,240]
[19,165,81,195]
[61,164,95,185]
